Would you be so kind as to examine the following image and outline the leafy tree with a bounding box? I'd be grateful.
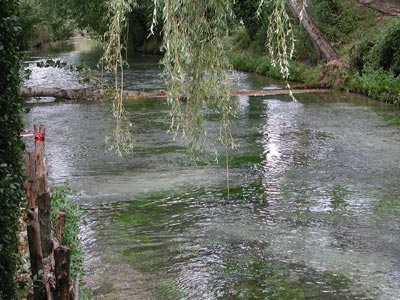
[18,0,76,49]
[68,0,109,34]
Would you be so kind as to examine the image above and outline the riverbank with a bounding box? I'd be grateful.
[227,48,400,106]
[227,2,400,106]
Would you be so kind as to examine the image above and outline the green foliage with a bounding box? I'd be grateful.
[233,0,263,41]
[373,19,400,77]
[153,0,238,150]
[293,26,319,64]
[0,1,24,298]
[227,50,319,84]
[311,0,360,48]
[67,0,109,34]
[349,68,400,105]
[346,18,400,104]
[101,0,137,155]
[259,0,295,83]
[18,0,75,49]
[36,59,68,68]
[349,37,376,75]
[350,19,400,77]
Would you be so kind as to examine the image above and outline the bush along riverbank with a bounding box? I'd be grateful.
[228,1,400,105]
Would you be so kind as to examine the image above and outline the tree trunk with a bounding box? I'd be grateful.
[286,0,339,62]
[358,0,400,17]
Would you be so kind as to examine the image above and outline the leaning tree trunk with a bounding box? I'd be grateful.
[286,0,339,62]
[358,0,400,17]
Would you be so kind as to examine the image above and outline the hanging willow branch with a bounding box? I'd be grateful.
[152,0,238,151]
[100,0,303,153]
[258,0,306,97]
[101,0,137,155]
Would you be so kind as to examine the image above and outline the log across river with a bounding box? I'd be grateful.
[21,86,331,100]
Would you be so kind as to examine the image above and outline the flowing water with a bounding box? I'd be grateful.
[24,38,400,300]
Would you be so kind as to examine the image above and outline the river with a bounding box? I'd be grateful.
[24,37,400,300]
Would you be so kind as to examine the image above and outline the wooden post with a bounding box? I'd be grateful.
[24,124,77,300]
[38,192,52,258]
[56,212,67,245]
[27,208,46,300]
[34,124,48,195]
[24,150,36,209]
[24,124,53,300]
[54,246,71,300]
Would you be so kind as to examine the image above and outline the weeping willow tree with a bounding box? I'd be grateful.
[101,0,137,155]
[151,0,237,150]
[103,0,302,152]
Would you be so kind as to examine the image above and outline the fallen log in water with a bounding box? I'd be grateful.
[21,87,168,99]
[234,88,331,97]
[21,86,331,100]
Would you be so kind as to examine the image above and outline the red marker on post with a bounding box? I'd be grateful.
[34,133,45,142]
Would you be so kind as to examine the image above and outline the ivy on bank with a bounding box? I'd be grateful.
[0,1,25,299]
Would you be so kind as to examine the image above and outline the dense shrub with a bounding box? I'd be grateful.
[374,20,400,77]
[350,68,400,105]
[0,1,25,299]
[311,0,360,48]
[349,38,376,74]
[350,19,400,77]
[233,0,262,41]
[18,0,75,49]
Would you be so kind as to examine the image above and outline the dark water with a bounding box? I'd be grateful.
[24,38,400,300]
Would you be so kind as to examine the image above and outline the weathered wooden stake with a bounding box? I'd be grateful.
[24,150,36,209]
[54,246,71,300]
[25,124,76,300]
[56,212,67,245]
[38,192,52,258]
[27,208,46,300]
[34,124,48,194]
[24,124,53,300]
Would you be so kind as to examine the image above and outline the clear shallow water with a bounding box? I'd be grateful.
[24,38,400,300]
